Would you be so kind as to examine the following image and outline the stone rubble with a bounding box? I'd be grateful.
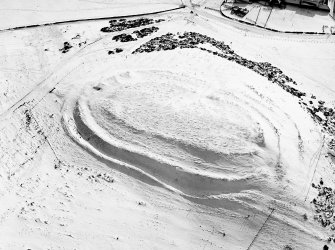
[312,179,335,242]
[101,18,164,33]
[112,26,159,42]
[133,26,159,38]
[112,33,137,42]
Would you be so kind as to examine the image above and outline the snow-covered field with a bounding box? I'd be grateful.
[1,1,335,249]
[0,0,181,30]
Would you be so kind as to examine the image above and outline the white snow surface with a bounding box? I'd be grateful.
[0,0,180,30]
[0,1,335,250]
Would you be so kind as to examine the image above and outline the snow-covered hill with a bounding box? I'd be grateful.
[0,1,335,249]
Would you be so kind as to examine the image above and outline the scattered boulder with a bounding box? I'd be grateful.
[59,42,72,53]
[108,48,123,55]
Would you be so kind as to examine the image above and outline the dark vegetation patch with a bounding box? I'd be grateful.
[24,110,31,128]
[72,34,87,47]
[329,140,335,155]
[93,86,102,91]
[97,173,114,183]
[78,41,87,47]
[132,31,335,143]
[71,34,80,39]
[59,42,73,53]
[88,173,114,183]
[108,48,123,55]
[112,34,137,42]
[101,18,164,33]
[58,36,86,54]
[302,100,335,138]
[133,26,159,38]
[312,179,335,243]
[112,26,159,43]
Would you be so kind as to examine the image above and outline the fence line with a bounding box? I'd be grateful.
[246,208,275,250]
